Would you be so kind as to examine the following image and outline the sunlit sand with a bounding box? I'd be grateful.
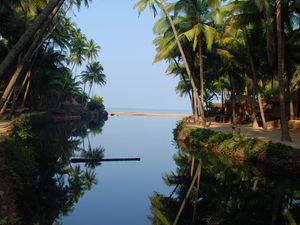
[109,111,192,117]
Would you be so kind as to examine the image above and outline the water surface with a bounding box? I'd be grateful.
[62,116,180,225]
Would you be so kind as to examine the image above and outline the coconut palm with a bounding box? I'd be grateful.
[135,0,205,124]
[81,61,106,104]
[86,39,100,62]
[276,0,291,141]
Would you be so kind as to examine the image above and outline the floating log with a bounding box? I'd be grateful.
[70,157,141,163]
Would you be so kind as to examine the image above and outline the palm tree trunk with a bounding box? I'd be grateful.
[276,0,291,141]
[172,57,193,113]
[0,87,14,115]
[266,6,275,73]
[290,91,295,120]
[22,76,31,107]
[32,0,73,57]
[85,81,93,108]
[250,78,259,128]
[0,0,64,112]
[159,1,204,125]
[198,34,206,123]
[0,0,64,79]
[9,70,31,115]
[244,31,267,129]
[230,73,237,125]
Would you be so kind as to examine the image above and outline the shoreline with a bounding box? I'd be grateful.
[109,111,191,117]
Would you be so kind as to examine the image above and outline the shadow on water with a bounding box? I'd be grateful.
[149,142,300,225]
[0,119,106,225]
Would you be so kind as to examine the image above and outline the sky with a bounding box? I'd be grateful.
[70,0,190,111]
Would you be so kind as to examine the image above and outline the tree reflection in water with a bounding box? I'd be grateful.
[149,145,300,225]
[1,119,105,225]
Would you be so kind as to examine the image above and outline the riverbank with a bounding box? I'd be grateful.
[187,122,300,149]
[174,121,300,176]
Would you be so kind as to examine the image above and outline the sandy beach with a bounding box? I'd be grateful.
[109,111,192,117]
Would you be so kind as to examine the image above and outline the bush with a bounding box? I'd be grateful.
[3,137,36,181]
[12,115,32,140]
[208,132,233,145]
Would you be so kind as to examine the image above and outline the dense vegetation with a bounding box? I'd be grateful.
[174,121,300,175]
[0,0,106,120]
[135,0,300,141]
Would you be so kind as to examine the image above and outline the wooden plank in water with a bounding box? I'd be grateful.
[70,157,141,163]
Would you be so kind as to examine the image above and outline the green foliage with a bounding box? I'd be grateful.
[173,120,184,139]
[90,95,105,112]
[266,143,294,160]
[3,137,36,181]
[177,126,299,174]
[0,217,21,225]
[12,115,32,140]
[186,128,215,146]
[208,131,233,145]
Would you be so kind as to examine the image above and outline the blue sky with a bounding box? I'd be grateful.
[70,0,190,110]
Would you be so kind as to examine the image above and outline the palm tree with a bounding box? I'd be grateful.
[0,0,64,79]
[174,0,219,124]
[276,0,291,141]
[86,39,100,62]
[81,61,106,105]
[136,0,211,125]
[69,29,87,73]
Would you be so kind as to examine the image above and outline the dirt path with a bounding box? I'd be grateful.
[0,121,12,136]
[187,122,300,149]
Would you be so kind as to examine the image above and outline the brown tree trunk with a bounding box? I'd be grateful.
[266,7,275,73]
[198,34,206,124]
[276,0,291,141]
[251,79,259,128]
[230,73,237,125]
[22,75,31,107]
[244,31,267,129]
[160,1,203,125]
[0,0,64,79]
[0,0,64,112]
[0,88,14,115]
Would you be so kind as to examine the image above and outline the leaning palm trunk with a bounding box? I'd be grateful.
[159,1,205,125]
[33,0,73,56]
[245,31,267,129]
[22,75,31,108]
[0,88,14,115]
[10,70,32,116]
[198,34,206,123]
[276,0,291,141]
[0,0,65,79]
[0,0,64,114]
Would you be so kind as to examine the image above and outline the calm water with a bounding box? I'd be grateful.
[2,114,300,225]
[62,116,180,225]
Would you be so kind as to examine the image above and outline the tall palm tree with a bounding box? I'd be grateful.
[135,0,206,124]
[86,39,100,62]
[0,0,64,79]
[276,0,291,141]
[81,61,106,105]
[69,29,87,73]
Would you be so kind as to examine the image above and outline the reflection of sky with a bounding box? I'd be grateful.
[62,116,180,225]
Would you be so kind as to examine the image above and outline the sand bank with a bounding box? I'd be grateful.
[109,111,191,117]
